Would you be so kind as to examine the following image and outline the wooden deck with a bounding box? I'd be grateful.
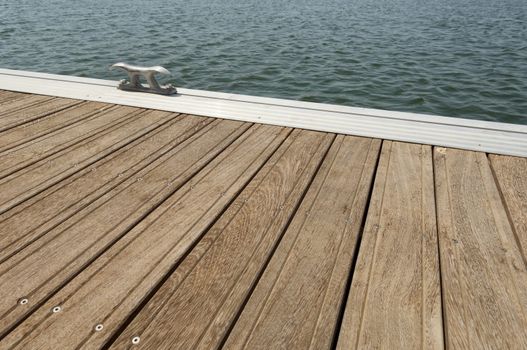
[0,91,526,349]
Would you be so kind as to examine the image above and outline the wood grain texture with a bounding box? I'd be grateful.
[0,91,27,105]
[224,135,381,350]
[0,103,126,177]
[0,94,54,116]
[0,90,16,100]
[0,106,174,213]
[1,124,287,350]
[109,129,334,350]
[0,97,81,132]
[0,114,212,263]
[0,92,524,350]
[489,154,527,262]
[434,147,527,349]
[0,119,247,338]
[337,141,443,350]
[0,101,112,153]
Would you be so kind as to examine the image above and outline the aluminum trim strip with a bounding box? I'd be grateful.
[1,68,525,156]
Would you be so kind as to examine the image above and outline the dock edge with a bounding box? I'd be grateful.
[1,68,526,157]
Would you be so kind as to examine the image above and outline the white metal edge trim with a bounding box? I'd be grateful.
[1,68,526,157]
[2,68,524,132]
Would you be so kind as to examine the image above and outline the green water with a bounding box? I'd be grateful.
[1,0,526,123]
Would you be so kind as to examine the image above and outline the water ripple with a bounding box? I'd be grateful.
[0,0,526,123]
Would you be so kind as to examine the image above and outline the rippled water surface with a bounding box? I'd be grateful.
[1,0,526,123]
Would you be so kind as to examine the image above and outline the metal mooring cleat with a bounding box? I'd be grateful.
[110,62,177,95]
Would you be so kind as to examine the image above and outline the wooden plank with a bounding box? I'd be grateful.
[336,141,443,349]
[0,90,14,96]
[0,94,55,116]
[0,106,173,213]
[0,118,246,337]
[0,103,134,177]
[434,147,527,349]
[489,154,527,260]
[0,114,213,263]
[110,129,334,349]
[0,91,26,105]
[0,97,81,132]
[0,92,40,106]
[0,101,112,153]
[1,124,287,349]
[224,135,381,350]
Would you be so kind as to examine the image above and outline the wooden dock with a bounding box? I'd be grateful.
[0,90,526,349]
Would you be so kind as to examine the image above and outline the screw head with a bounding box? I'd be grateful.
[132,336,140,345]
[95,324,104,332]
[19,298,29,305]
[52,306,61,313]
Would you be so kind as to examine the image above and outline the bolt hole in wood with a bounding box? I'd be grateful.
[132,336,140,345]
[95,324,104,332]
[18,298,28,305]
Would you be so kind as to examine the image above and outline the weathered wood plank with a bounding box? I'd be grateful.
[0,119,247,337]
[109,129,334,349]
[337,141,443,350]
[0,90,15,100]
[0,114,212,263]
[434,148,527,349]
[489,154,527,261]
[0,101,112,153]
[0,104,133,178]
[0,106,173,213]
[1,124,287,349]
[0,94,55,117]
[0,97,81,132]
[224,135,380,350]
[0,91,27,105]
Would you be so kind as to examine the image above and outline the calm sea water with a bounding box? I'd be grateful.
[1,0,526,123]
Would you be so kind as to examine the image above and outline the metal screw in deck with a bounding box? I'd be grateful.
[52,306,61,313]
